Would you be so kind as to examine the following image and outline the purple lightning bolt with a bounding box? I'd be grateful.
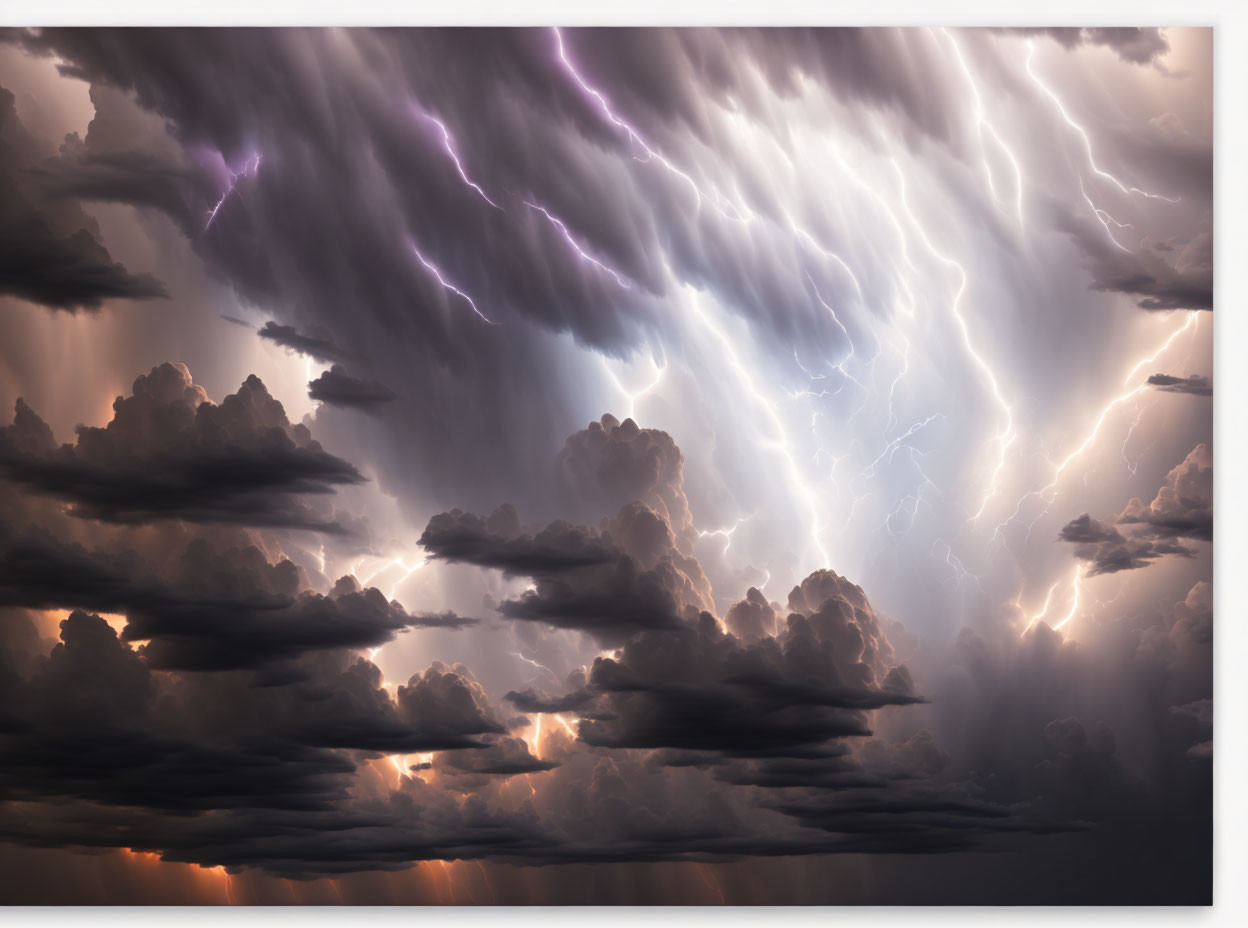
[523,201,631,289]
[205,153,261,231]
[410,243,495,324]
[553,27,747,221]
[422,112,504,210]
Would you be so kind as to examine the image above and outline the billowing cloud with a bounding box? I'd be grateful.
[0,363,364,531]
[1059,444,1211,574]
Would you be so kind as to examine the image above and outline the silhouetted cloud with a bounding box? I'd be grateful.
[258,321,353,363]
[0,87,167,310]
[1148,373,1211,396]
[308,365,397,410]
[0,363,364,531]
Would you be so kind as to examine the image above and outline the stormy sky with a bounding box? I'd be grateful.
[0,26,1212,904]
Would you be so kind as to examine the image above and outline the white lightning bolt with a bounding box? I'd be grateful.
[600,354,665,420]
[1024,40,1178,203]
[941,28,1025,227]
[892,160,1016,522]
[997,311,1199,540]
[686,288,830,569]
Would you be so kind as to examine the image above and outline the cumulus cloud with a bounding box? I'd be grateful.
[0,362,364,531]
[1059,444,1211,574]
[1117,443,1212,540]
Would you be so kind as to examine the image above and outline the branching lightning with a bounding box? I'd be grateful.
[940,29,1025,227]
[893,160,1017,522]
[1025,40,1179,203]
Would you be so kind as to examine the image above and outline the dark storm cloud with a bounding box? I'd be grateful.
[999,28,1171,65]
[496,555,687,642]
[0,614,511,810]
[0,611,1072,876]
[1058,444,1211,574]
[25,80,219,236]
[0,526,462,671]
[258,321,353,364]
[1057,205,1213,312]
[308,366,397,411]
[0,363,364,531]
[421,500,718,644]
[504,686,599,714]
[0,26,1215,898]
[0,26,975,516]
[1147,373,1212,396]
[0,86,167,310]
[419,505,617,574]
[436,736,560,778]
[576,574,921,760]
[0,612,556,875]
[1057,514,1194,575]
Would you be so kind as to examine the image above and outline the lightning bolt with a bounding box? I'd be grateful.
[686,288,830,569]
[698,514,752,556]
[1051,564,1086,632]
[892,159,1017,524]
[410,243,495,324]
[599,353,665,419]
[1024,40,1178,203]
[793,224,864,298]
[422,112,503,210]
[1019,577,1062,636]
[204,153,261,231]
[552,27,746,221]
[941,28,1025,227]
[997,312,1198,539]
[1080,177,1133,252]
[524,201,632,288]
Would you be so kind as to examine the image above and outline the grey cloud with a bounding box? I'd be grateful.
[308,365,397,411]
[998,27,1171,65]
[0,363,364,532]
[1147,373,1211,396]
[1057,514,1194,575]
[0,86,168,310]
[258,321,353,364]
[419,505,618,574]
[1059,444,1211,574]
